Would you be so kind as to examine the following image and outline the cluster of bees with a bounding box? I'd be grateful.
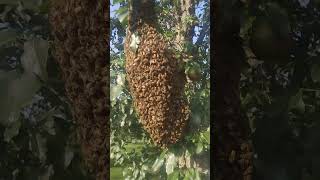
[125,23,190,148]
[49,0,109,179]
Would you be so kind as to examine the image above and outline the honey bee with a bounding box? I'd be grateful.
[124,22,190,148]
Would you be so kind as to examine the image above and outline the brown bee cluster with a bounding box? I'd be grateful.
[124,22,190,148]
[49,0,109,179]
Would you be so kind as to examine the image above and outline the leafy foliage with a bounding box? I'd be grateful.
[0,1,92,179]
[110,0,210,179]
[239,0,320,179]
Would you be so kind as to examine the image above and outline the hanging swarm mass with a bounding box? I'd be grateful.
[49,0,109,179]
[124,0,190,148]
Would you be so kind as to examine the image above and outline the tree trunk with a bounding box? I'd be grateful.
[213,1,253,180]
[174,0,196,51]
[49,1,109,180]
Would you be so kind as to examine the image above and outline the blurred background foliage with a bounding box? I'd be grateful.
[110,0,210,179]
[0,0,92,179]
[237,0,320,179]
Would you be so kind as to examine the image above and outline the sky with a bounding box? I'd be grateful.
[110,0,208,51]
[110,1,119,18]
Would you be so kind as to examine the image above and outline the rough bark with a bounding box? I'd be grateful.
[176,0,210,175]
[49,1,109,179]
[175,0,196,51]
[213,0,253,180]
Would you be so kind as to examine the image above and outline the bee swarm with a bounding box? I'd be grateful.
[49,0,109,179]
[124,21,190,148]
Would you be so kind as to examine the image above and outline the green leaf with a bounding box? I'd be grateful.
[288,89,305,113]
[141,164,148,171]
[116,73,125,86]
[133,169,139,178]
[3,113,21,142]
[0,0,43,10]
[184,168,196,179]
[39,165,54,180]
[184,150,192,168]
[64,146,74,168]
[115,6,128,15]
[21,38,49,81]
[111,85,123,101]
[42,112,56,135]
[0,29,18,46]
[43,119,55,135]
[8,73,41,111]
[195,170,201,180]
[139,168,146,179]
[311,63,320,82]
[203,129,210,143]
[298,0,310,8]
[38,0,49,13]
[118,11,129,25]
[184,42,194,53]
[195,142,203,154]
[115,6,129,26]
[152,157,164,173]
[36,133,47,163]
[0,70,41,125]
[152,151,166,173]
[21,0,43,10]
[113,0,125,5]
[0,70,19,125]
[166,153,176,175]
[168,171,179,180]
[0,0,42,10]
[191,112,201,126]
